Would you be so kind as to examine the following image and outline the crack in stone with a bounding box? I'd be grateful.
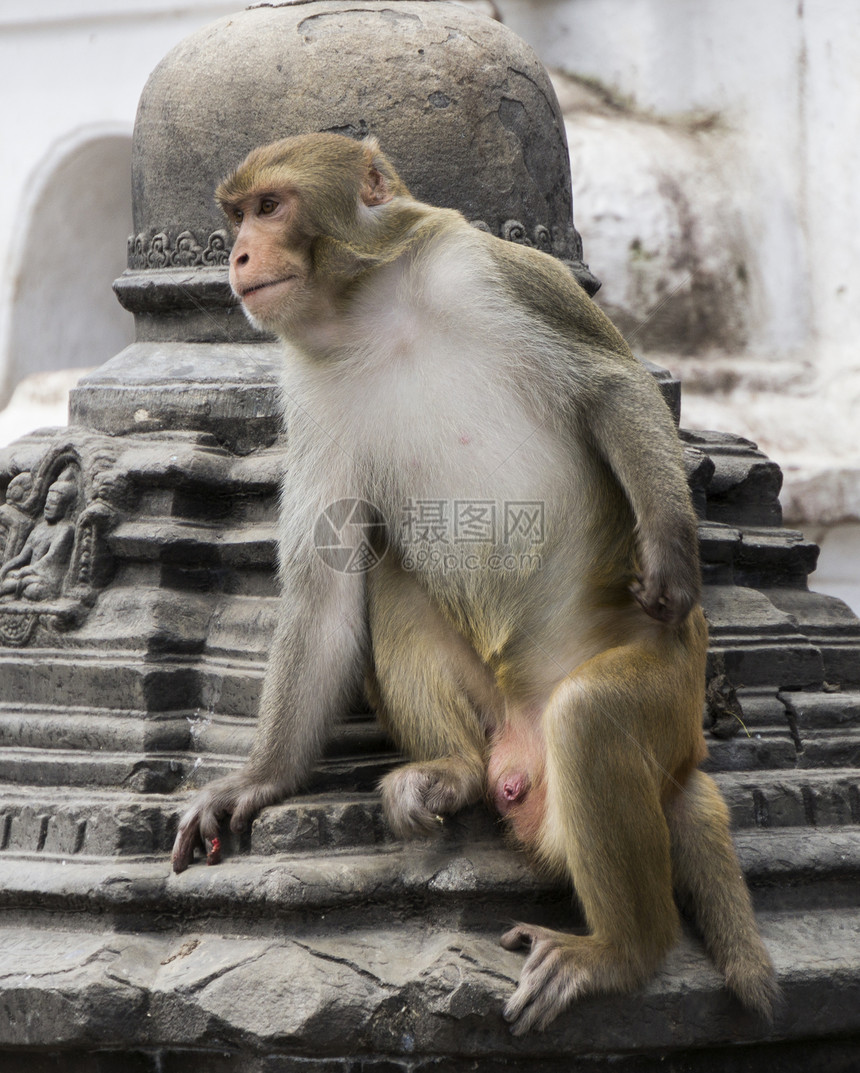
[777,691,806,755]
[292,940,395,990]
[0,945,115,983]
[446,945,517,986]
[172,949,272,994]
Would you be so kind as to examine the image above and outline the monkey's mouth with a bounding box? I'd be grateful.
[241,275,298,299]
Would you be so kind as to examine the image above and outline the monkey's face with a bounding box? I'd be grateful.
[224,190,315,333]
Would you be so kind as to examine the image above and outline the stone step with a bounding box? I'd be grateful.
[769,588,860,687]
[682,429,784,528]
[705,724,860,771]
[697,522,819,588]
[0,770,858,861]
[109,519,278,568]
[0,828,856,928]
[0,704,389,760]
[717,767,860,828]
[0,904,857,1067]
[0,746,188,793]
[0,704,192,753]
[0,743,394,798]
[784,689,860,728]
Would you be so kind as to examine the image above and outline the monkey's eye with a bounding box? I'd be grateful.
[231,208,244,224]
[259,198,278,216]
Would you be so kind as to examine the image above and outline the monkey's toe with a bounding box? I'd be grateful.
[380,761,479,838]
[501,926,606,1034]
[501,922,562,951]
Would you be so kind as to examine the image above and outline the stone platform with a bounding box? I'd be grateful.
[0,404,858,1070]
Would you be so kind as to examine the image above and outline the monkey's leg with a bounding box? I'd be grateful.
[369,562,495,837]
[502,641,692,1034]
[665,769,779,1018]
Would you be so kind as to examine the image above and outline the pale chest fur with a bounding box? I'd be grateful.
[281,239,597,533]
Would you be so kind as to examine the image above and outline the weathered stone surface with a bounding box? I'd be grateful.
[0,908,858,1064]
[69,343,283,453]
[682,429,784,527]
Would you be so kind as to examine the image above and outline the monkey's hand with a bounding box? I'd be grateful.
[501,924,637,1035]
[630,572,696,624]
[171,773,285,874]
[630,542,701,625]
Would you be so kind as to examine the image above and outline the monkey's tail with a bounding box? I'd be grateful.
[665,769,780,1019]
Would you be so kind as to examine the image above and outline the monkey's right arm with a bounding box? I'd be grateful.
[171,565,368,872]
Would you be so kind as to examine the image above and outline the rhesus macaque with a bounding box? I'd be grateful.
[171,133,777,1032]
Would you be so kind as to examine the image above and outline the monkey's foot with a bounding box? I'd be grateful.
[380,758,482,838]
[500,924,646,1036]
[171,775,286,874]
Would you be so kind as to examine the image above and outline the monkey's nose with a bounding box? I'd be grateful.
[234,251,250,267]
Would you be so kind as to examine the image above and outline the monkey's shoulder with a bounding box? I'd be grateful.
[478,232,632,361]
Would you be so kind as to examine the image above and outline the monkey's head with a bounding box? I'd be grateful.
[216,133,411,336]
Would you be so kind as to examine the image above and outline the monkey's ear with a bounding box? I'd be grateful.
[362,167,393,206]
[361,137,393,207]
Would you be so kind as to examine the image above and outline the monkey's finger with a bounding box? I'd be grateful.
[508,994,554,1037]
[205,836,222,866]
[230,788,264,832]
[511,976,578,1036]
[504,974,554,1035]
[197,802,224,844]
[171,816,203,874]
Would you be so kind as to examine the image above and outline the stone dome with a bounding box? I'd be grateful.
[115,0,598,344]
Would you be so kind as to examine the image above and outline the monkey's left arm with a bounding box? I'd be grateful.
[488,237,701,625]
[584,360,701,624]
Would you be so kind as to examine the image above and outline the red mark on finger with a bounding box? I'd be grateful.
[206,836,222,866]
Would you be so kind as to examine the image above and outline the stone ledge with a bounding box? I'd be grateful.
[2,768,858,858]
[0,828,857,925]
[0,908,857,1061]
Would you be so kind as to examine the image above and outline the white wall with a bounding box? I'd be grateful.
[499,0,818,354]
[7,130,134,386]
[0,0,238,404]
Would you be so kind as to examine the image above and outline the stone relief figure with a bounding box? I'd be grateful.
[0,472,35,563]
[0,442,124,646]
[0,468,78,602]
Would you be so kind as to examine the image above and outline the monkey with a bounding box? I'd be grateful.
[170,132,778,1034]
